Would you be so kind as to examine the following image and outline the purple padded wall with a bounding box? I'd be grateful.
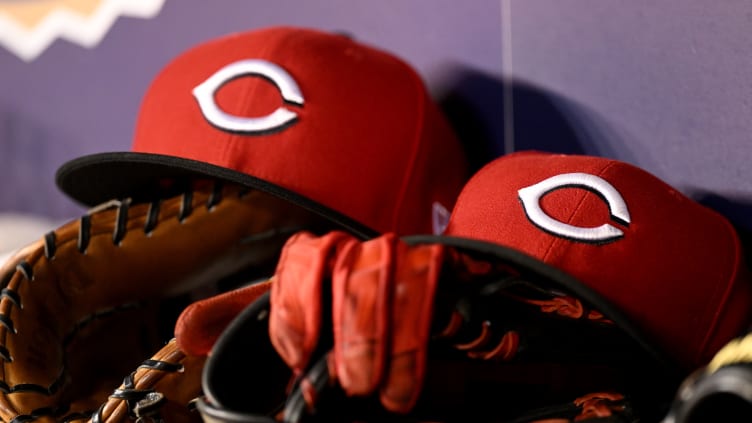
[0,0,503,219]
[507,0,752,232]
[2,0,752,236]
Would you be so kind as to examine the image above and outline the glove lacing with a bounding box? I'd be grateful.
[0,182,235,423]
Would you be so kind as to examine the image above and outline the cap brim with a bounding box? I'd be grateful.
[55,152,378,239]
[403,234,679,372]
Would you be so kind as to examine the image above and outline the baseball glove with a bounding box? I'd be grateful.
[504,391,639,423]
[661,331,752,423]
[196,231,681,423]
[0,179,333,423]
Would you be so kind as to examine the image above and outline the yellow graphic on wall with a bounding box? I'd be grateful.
[0,0,165,61]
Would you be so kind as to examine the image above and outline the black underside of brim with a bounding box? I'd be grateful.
[403,234,682,376]
[55,152,378,239]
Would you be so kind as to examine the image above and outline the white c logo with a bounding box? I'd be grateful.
[517,172,631,244]
[192,59,304,134]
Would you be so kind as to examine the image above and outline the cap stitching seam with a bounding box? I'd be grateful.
[540,160,619,262]
[389,64,426,233]
[220,48,270,165]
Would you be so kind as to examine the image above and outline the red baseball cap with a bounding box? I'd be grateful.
[436,151,752,369]
[55,26,468,238]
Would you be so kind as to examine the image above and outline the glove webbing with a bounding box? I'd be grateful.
[434,293,613,361]
[509,392,633,423]
[431,249,614,363]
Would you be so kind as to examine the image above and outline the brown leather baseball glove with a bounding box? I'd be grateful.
[0,180,332,423]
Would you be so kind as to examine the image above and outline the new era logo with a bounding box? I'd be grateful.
[0,0,165,61]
